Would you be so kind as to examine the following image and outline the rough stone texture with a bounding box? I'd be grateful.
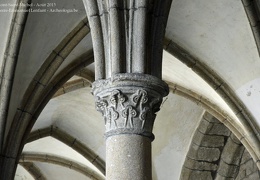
[181,112,228,179]
[215,174,234,180]
[193,131,225,148]
[236,149,260,180]
[217,161,239,178]
[187,143,221,162]
[203,112,220,123]
[221,138,244,166]
[180,112,259,180]
[213,133,244,179]
[240,150,252,164]
[182,113,260,180]
[93,73,169,139]
[106,134,151,180]
[180,168,213,180]
[207,123,231,136]
[197,119,211,133]
[92,73,168,179]
[230,133,242,145]
[200,115,231,136]
[185,157,218,171]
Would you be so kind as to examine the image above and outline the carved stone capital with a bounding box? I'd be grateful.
[92,73,169,140]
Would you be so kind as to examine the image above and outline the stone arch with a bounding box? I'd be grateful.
[164,39,260,169]
[26,126,105,175]
[181,112,260,179]
[20,153,104,180]
[1,18,91,178]
[0,0,31,152]
[19,162,46,180]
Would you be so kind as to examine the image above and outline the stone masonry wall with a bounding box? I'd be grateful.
[180,112,260,180]
[236,149,260,180]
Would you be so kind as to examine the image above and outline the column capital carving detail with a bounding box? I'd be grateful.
[92,73,169,140]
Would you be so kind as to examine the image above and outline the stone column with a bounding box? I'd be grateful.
[92,74,168,179]
[83,0,172,179]
[106,135,151,179]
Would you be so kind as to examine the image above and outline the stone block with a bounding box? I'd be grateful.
[245,160,257,176]
[203,112,214,122]
[193,131,225,148]
[221,138,244,165]
[218,161,239,178]
[215,173,234,180]
[207,123,230,136]
[236,167,246,180]
[240,150,252,164]
[189,170,213,180]
[180,167,213,180]
[187,143,220,162]
[198,119,211,134]
[201,134,225,148]
[184,157,218,171]
[244,171,260,180]
[230,133,242,145]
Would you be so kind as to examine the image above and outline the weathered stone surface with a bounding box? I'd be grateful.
[189,170,213,180]
[221,138,244,165]
[106,134,151,180]
[236,168,247,180]
[180,167,213,180]
[239,172,260,180]
[180,167,192,180]
[215,174,234,180]
[192,131,225,148]
[184,157,218,171]
[236,158,260,180]
[247,172,260,179]
[187,143,221,162]
[93,73,168,139]
[198,119,211,134]
[217,161,239,178]
[230,133,242,145]
[207,123,231,136]
[244,160,258,176]
[203,112,221,123]
[199,113,230,136]
[240,150,252,164]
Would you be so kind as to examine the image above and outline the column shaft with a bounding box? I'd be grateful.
[106,134,151,180]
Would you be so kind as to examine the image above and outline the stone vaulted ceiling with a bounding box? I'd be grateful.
[0,0,260,179]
